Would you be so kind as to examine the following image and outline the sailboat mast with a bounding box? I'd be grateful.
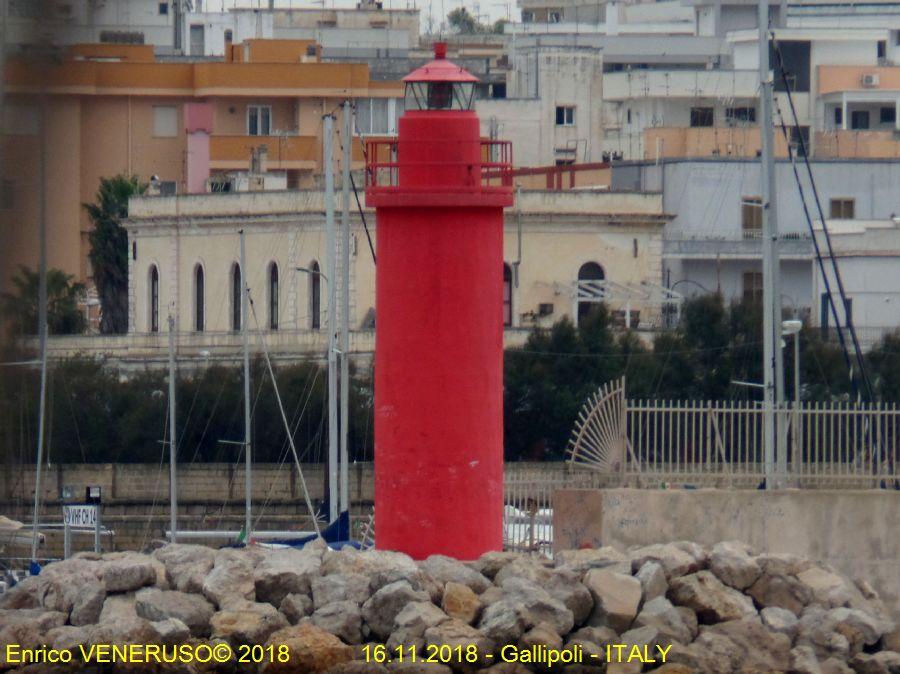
[240,230,252,540]
[340,100,351,516]
[168,314,178,543]
[30,99,48,563]
[324,113,339,524]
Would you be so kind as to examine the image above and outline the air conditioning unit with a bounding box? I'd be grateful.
[861,73,880,87]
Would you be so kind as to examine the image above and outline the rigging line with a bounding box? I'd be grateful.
[336,119,377,265]
[140,400,170,552]
[772,37,873,400]
[187,372,229,465]
[247,288,322,537]
[771,94,855,385]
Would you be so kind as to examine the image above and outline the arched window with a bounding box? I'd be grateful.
[194,264,205,332]
[231,262,242,332]
[577,261,605,325]
[149,264,159,333]
[269,262,279,330]
[309,260,321,329]
[503,263,513,327]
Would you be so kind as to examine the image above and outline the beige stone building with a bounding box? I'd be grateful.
[37,186,673,366]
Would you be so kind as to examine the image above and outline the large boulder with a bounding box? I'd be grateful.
[280,593,314,625]
[255,547,323,607]
[311,600,364,644]
[669,570,757,624]
[419,555,491,594]
[582,568,642,633]
[796,566,855,609]
[150,617,191,645]
[849,651,900,674]
[629,543,702,580]
[704,617,793,672]
[135,587,215,637]
[635,561,668,602]
[633,596,697,645]
[761,606,800,639]
[748,572,814,616]
[495,558,592,625]
[441,582,482,625]
[708,541,761,590]
[203,548,256,608]
[312,573,372,609]
[324,548,437,598]
[0,609,68,667]
[100,552,159,593]
[210,601,290,647]
[478,598,529,644]
[262,622,354,674]
[153,543,216,594]
[362,580,431,640]
[471,551,523,580]
[499,576,575,637]
[387,601,450,650]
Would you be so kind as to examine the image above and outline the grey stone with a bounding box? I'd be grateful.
[210,601,290,646]
[202,548,257,608]
[387,601,449,651]
[135,587,215,637]
[495,557,593,625]
[423,618,495,668]
[848,651,900,674]
[361,580,430,640]
[708,541,761,590]
[500,576,575,636]
[554,547,630,577]
[420,554,491,593]
[471,551,524,580]
[635,561,668,602]
[629,543,702,580]
[633,596,697,644]
[153,543,216,594]
[254,547,323,607]
[280,592,314,624]
[311,572,371,609]
[101,553,159,593]
[669,570,757,624]
[311,600,363,644]
[478,598,528,643]
[582,568,642,633]
[761,606,800,639]
[748,572,814,616]
[150,617,191,645]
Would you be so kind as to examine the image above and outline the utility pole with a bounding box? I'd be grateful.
[324,113,338,524]
[240,230,252,540]
[758,0,784,488]
[340,101,352,516]
[167,315,178,543]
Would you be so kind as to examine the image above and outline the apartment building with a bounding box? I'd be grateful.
[0,40,402,292]
[613,158,900,344]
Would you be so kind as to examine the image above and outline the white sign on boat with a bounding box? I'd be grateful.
[63,505,97,529]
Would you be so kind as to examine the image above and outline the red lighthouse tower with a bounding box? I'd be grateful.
[365,43,513,560]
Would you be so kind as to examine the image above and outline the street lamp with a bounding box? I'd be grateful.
[782,319,802,485]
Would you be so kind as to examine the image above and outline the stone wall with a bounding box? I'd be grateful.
[553,488,900,619]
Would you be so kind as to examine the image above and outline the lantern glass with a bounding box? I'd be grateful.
[405,81,476,111]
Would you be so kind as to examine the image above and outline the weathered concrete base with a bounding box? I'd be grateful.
[553,488,900,618]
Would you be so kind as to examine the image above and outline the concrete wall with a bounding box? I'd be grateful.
[553,488,900,618]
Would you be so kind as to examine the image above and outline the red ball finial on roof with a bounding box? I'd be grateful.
[434,42,448,60]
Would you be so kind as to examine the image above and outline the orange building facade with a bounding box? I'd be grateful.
[0,40,400,291]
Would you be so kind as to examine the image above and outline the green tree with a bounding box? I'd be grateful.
[492,18,508,34]
[447,7,482,33]
[85,175,146,334]
[1,265,86,335]
[869,330,900,402]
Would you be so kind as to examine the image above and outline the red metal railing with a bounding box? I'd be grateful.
[365,139,513,193]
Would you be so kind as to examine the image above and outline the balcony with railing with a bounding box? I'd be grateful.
[603,69,759,101]
[209,135,319,169]
[364,138,513,206]
[642,127,792,160]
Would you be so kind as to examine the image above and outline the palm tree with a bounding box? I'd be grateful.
[0,266,86,335]
[84,175,146,334]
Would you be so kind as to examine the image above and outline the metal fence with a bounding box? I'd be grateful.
[626,399,900,487]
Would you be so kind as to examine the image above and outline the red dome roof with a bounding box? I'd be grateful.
[403,42,480,83]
